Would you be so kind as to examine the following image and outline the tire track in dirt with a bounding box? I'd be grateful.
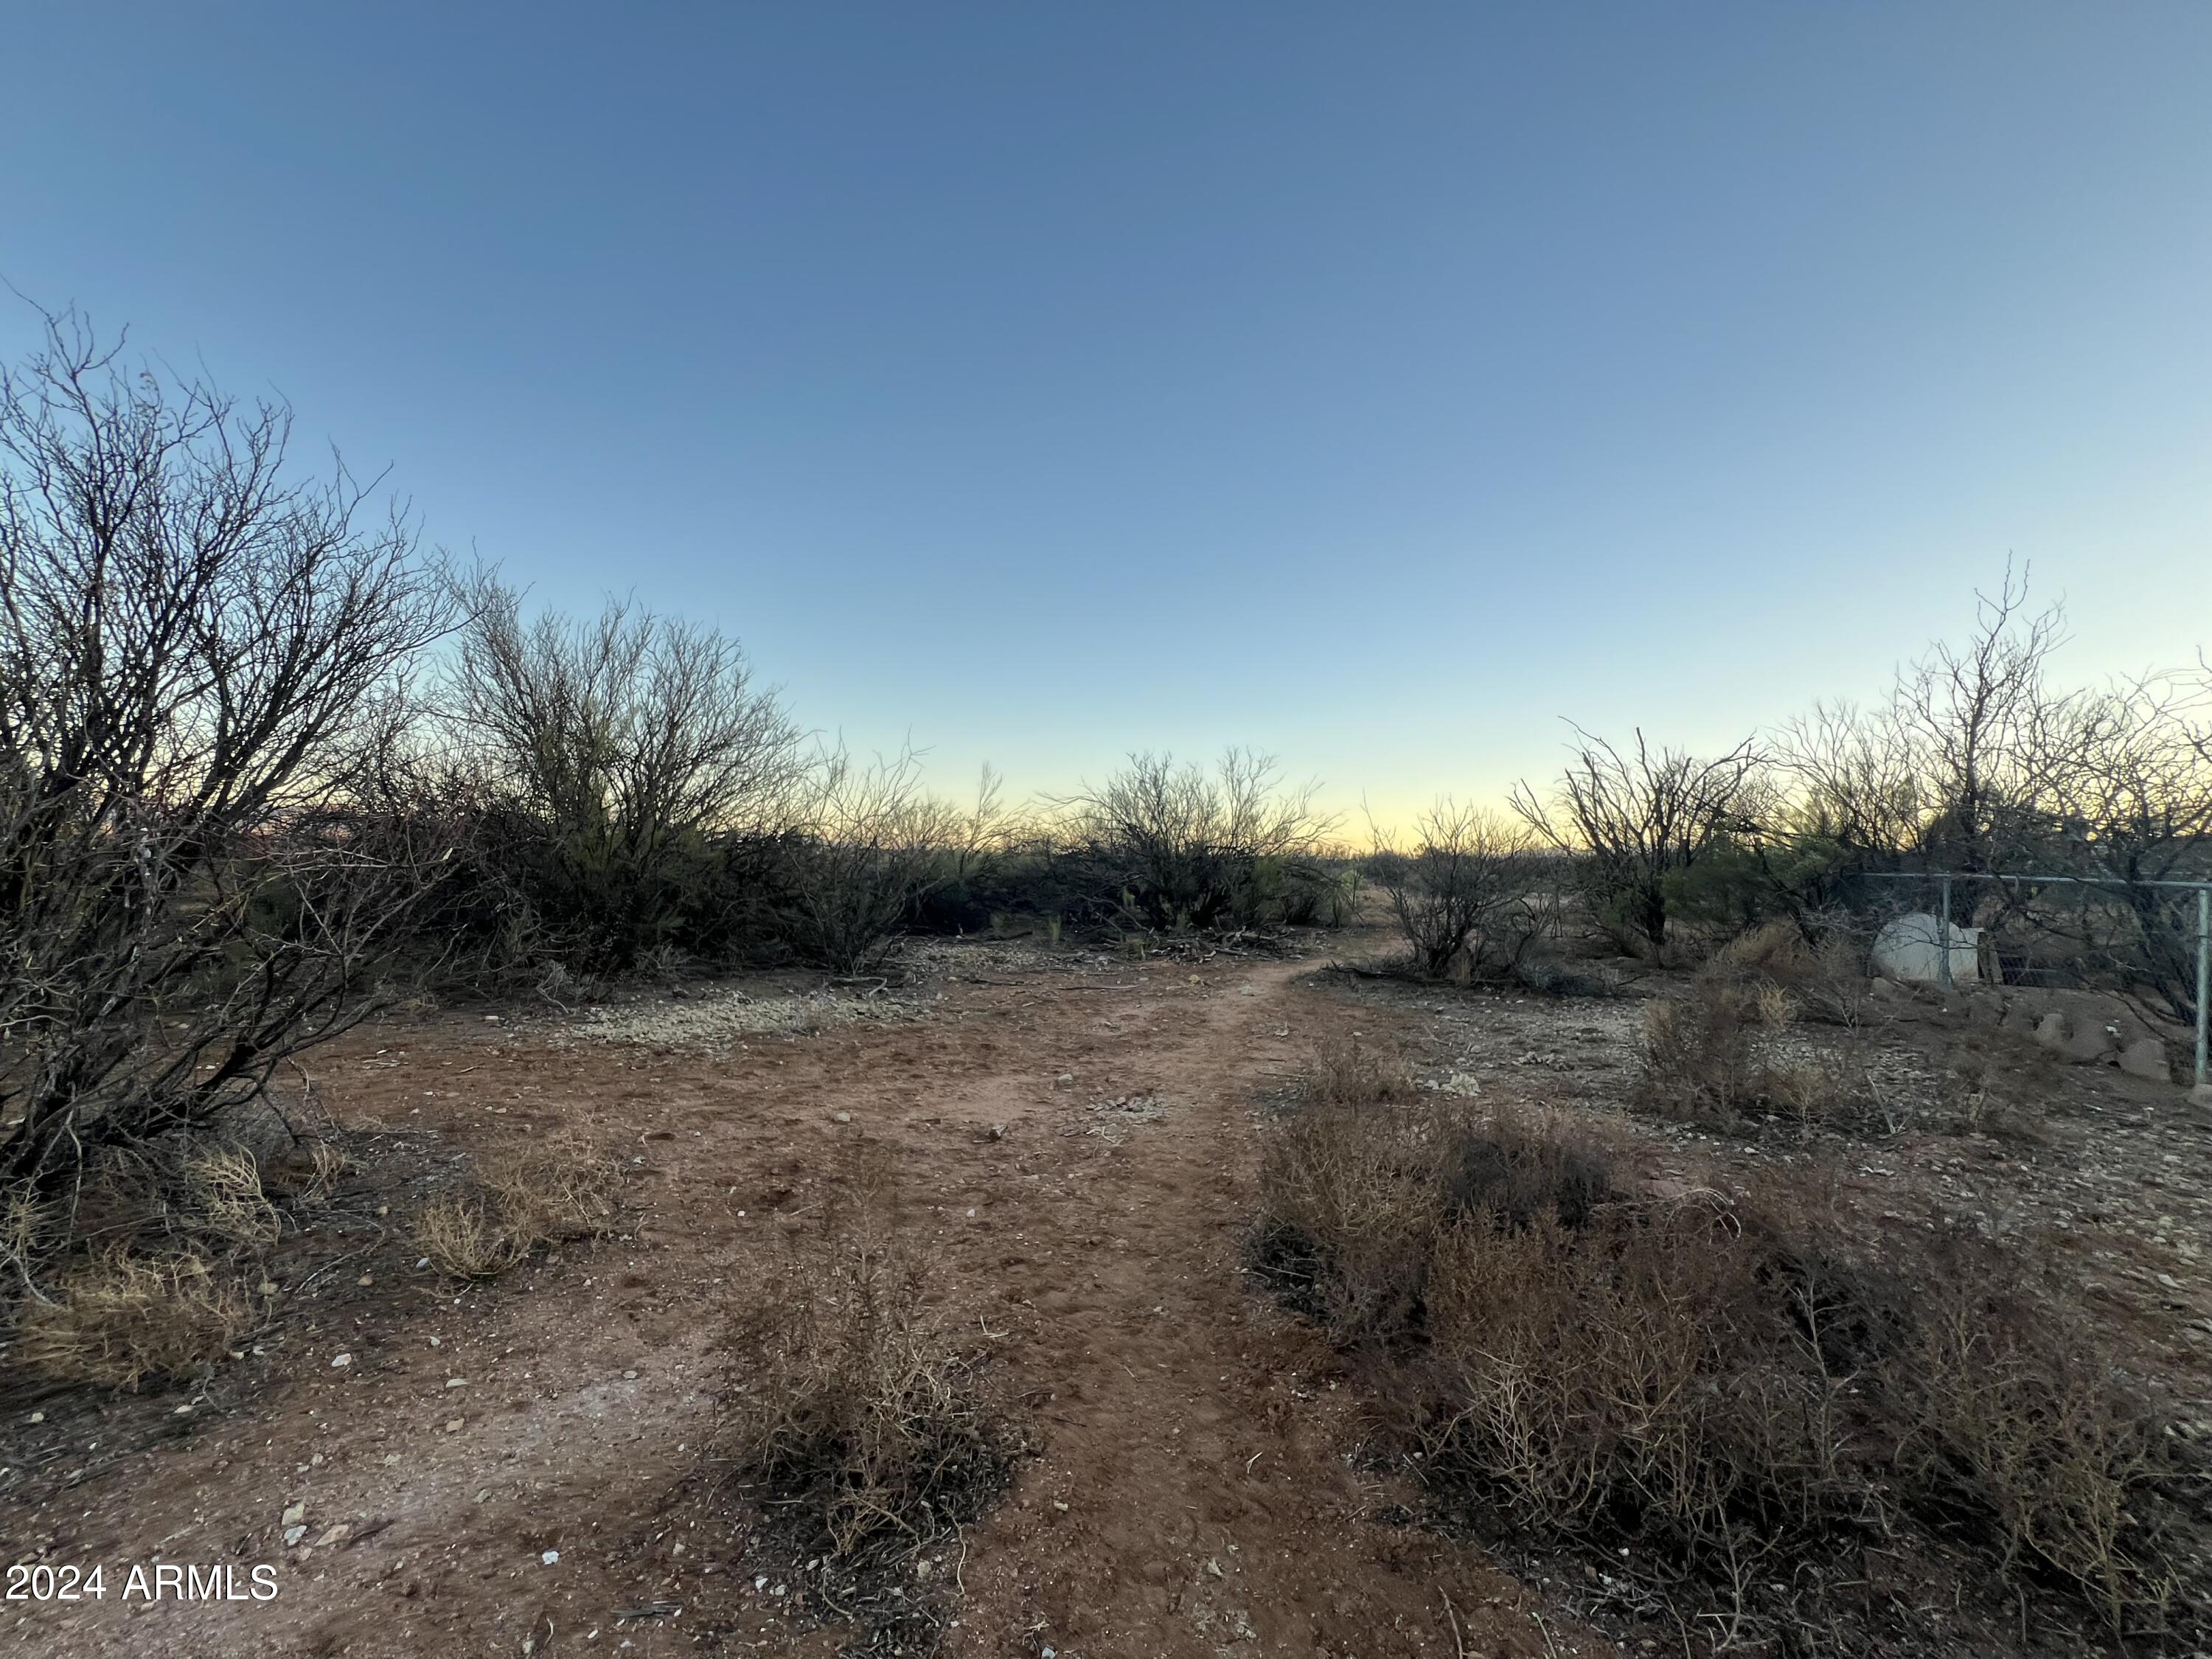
[933,955,1579,1659]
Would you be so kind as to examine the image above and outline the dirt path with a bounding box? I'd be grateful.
[8,944,1597,1659]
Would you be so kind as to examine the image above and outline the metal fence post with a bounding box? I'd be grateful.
[1938,874,1953,990]
[2197,887,2209,1091]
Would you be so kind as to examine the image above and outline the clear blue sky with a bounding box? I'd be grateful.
[5,3,2208,823]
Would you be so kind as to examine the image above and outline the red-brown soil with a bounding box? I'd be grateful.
[4,938,1600,1658]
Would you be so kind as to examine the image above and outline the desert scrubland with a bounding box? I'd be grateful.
[7,316,2212,1658]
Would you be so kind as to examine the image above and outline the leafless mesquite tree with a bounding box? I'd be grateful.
[777,747,977,975]
[1369,801,1542,978]
[0,310,459,1255]
[1776,577,2212,1021]
[1509,726,1764,957]
[1884,566,2077,883]
[1055,749,1332,932]
[443,580,804,969]
[2037,669,2212,1024]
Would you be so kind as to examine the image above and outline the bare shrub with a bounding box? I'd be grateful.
[1254,1097,1456,1341]
[1891,1242,2185,1632]
[15,1246,262,1389]
[1253,1092,2194,1642]
[0,308,459,1256]
[1255,1091,1615,1345]
[1370,801,1545,980]
[1714,917,1874,1027]
[1639,986,1763,1124]
[442,580,804,974]
[1418,1199,1869,1576]
[776,748,968,975]
[713,1158,1014,1561]
[1639,944,1878,1130]
[1298,1029,1418,1109]
[1437,1113,1614,1231]
[1938,1040,2055,1144]
[1054,748,1333,933]
[1510,726,1764,958]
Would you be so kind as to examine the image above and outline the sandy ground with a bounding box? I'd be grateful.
[4,936,1594,1659]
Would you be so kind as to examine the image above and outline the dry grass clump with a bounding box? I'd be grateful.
[1938,1039,2056,1144]
[14,1247,263,1389]
[7,1131,358,1390]
[1298,1028,1419,1109]
[415,1130,625,1279]
[1641,954,1868,1128]
[262,1138,354,1205]
[414,1188,525,1279]
[180,1145,284,1248]
[1714,918,1872,1026]
[713,1161,1015,1562]
[1253,1046,2197,1644]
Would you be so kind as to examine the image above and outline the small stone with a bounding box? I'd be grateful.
[314,1524,350,1548]
[330,1352,352,1368]
[356,1274,374,1287]
[445,1377,468,1388]
[623,1369,639,1380]
[282,1525,307,1548]
[832,1111,851,1124]
[446,1419,465,1433]
[28,1411,44,1424]
[541,1550,560,1566]
[384,1453,401,1464]
[1057,1073,1074,1087]
[2118,1037,2173,1085]
[282,1501,306,1526]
